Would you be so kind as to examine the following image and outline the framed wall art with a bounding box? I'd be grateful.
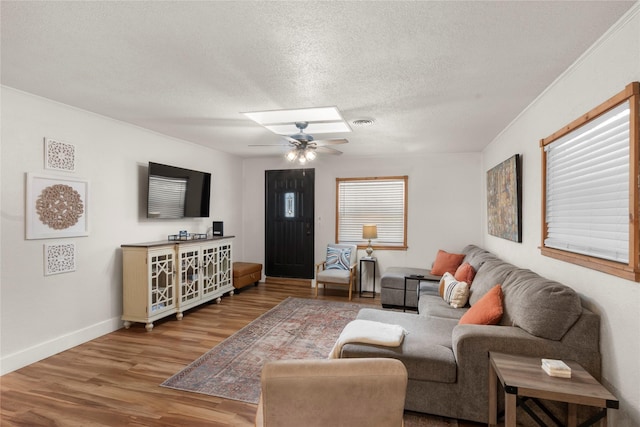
[26,173,89,239]
[44,137,76,172]
[44,242,76,275]
[486,154,522,242]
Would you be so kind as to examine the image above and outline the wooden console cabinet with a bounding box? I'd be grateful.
[121,237,233,331]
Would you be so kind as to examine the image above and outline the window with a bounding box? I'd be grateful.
[540,82,639,281]
[336,176,408,250]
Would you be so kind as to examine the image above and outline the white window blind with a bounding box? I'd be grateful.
[337,177,406,246]
[544,102,630,263]
[148,175,187,218]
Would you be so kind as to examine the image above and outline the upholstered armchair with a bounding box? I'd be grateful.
[315,243,358,300]
[255,358,408,427]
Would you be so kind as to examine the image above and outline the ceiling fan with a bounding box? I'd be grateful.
[250,121,349,164]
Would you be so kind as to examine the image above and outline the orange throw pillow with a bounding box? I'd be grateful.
[454,262,476,285]
[459,284,503,325]
[431,250,465,276]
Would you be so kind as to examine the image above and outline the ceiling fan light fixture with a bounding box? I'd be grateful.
[247,106,350,160]
[285,150,298,162]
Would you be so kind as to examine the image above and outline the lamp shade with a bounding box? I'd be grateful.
[362,224,378,240]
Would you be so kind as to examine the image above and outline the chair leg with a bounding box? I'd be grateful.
[315,281,319,297]
[348,269,355,301]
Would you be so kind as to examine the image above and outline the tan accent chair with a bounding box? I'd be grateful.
[255,358,407,427]
[315,243,358,300]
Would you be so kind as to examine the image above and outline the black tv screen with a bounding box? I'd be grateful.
[147,162,211,218]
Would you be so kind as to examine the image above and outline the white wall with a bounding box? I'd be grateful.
[0,87,244,374]
[481,5,640,426]
[4,7,637,422]
[241,152,483,288]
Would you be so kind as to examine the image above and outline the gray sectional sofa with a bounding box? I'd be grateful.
[379,266,441,309]
[339,245,601,424]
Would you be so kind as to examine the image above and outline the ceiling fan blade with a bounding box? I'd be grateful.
[312,138,348,146]
[315,146,343,155]
[283,136,302,145]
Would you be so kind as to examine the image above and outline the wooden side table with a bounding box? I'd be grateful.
[489,352,618,427]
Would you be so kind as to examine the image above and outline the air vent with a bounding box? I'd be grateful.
[352,118,375,127]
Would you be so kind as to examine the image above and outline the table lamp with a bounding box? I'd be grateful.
[362,224,378,258]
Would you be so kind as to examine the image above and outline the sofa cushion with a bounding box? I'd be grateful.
[459,284,503,325]
[501,269,582,340]
[454,262,476,285]
[418,295,468,320]
[468,259,515,306]
[343,308,458,383]
[431,250,465,276]
[316,268,351,284]
[418,280,440,298]
[440,273,470,308]
[461,245,497,271]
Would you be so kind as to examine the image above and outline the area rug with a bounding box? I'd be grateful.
[161,297,363,403]
[404,413,459,427]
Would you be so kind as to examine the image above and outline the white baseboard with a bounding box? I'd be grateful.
[1,316,122,376]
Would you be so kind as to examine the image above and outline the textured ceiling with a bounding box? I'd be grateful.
[1,1,636,158]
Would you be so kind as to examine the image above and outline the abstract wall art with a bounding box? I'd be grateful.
[486,154,522,242]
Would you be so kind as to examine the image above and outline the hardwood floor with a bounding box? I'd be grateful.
[1,283,480,426]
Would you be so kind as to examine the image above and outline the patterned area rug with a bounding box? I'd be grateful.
[161,297,362,403]
[405,413,459,427]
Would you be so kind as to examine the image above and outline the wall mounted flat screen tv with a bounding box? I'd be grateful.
[147,162,211,218]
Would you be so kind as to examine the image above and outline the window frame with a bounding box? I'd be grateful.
[335,176,408,251]
[540,82,640,281]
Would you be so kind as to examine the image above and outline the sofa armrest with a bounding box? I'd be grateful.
[452,324,561,362]
[452,323,600,378]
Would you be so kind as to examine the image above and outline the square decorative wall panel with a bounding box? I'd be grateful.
[44,242,76,275]
[44,137,76,172]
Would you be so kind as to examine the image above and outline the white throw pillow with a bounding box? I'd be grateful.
[439,272,470,308]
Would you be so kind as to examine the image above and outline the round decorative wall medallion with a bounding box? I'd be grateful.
[36,184,85,230]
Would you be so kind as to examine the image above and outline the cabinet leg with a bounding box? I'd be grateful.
[176,311,183,320]
[145,322,154,332]
[216,297,222,304]
[123,321,131,329]
[229,289,235,296]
